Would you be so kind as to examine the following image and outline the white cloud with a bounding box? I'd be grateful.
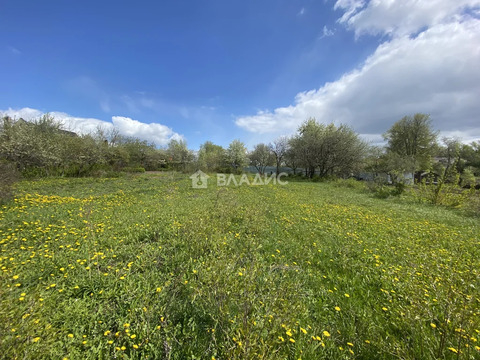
[320,25,335,38]
[111,116,183,145]
[235,3,480,143]
[298,7,305,16]
[0,108,182,147]
[335,0,480,37]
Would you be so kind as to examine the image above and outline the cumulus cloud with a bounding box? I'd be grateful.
[236,1,480,143]
[111,116,183,145]
[338,0,480,37]
[0,108,182,147]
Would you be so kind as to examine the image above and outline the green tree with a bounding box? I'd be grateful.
[290,118,367,178]
[226,139,248,172]
[249,143,274,175]
[197,141,225,172]
[167,139,193,171]
[383,113,438,178]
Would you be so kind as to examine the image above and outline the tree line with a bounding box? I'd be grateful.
[1,113,480,187]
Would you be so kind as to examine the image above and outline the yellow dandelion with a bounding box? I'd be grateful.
[278,336,285,342]
[33,337,41,343]
[104,330,111,336]
[323,331,331,337]
[430,323,437,329]
[335,306,341,311]
[68,334,74,338]
[130,334,136,339]
[289,338,295,343]
[448,347,458,353]
[300,327,307,334]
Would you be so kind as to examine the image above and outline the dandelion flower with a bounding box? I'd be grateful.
[335,306,341,311]
[323,331,331,337]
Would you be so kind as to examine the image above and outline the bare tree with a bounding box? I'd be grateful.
[269,136,289,175]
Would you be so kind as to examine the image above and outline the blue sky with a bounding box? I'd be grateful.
[2,0,480,149]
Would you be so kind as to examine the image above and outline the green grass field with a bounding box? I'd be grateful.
[1,173,479,359]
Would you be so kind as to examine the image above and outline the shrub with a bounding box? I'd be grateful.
[0,161,19,203]
[123,166,146,173]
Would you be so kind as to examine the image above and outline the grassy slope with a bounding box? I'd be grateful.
[0,173,479,359]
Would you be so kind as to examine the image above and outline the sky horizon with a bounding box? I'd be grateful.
[2,0,480,150]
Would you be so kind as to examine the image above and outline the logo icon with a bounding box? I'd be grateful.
[190,170,210,189]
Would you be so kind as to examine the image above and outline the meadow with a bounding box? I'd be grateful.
[1,173,479,359]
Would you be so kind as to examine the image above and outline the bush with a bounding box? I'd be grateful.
[123,166,146,173]
[333,178,366,191]
[0,161,20,203]
[366,180,405,199]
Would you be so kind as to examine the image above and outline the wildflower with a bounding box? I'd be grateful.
[33,337,40,342]
[347,342,354,347]
[286,330,293,337]
[156,287,162,292]
[131,334,136,339]
[289,338,295,343]
[300,327,307,334]
[448,347,458,353]
[335,306,341,311]
[430,323,437,329]
[104,331,111,336]
[323,331,331,337]
[344,293,350,298]
[68,334,74,338]
[278,336,285,342]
